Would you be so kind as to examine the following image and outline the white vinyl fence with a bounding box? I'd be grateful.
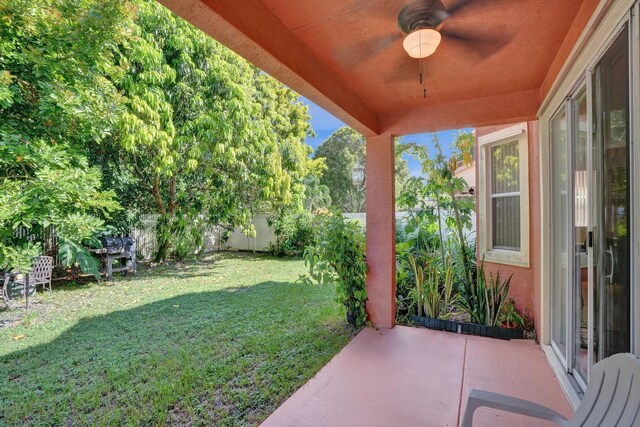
[15,225,63,267]
[130,214,277,261]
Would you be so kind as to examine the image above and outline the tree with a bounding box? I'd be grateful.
[107,0,315,261]
[313,127,365,212]
[397,131,476,284]
[302,174,332,212]
[0,0,127,273]
[314,127,409,212]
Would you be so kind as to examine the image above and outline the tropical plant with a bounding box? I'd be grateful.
[409,252,457,320]
[0,0,127,275]
[303,210,367,326]
[499,298,526,329]
[407,253,425,317]
[458,259,513,327]
[155,211,208,261]
[399,132,476,284]
[0,139,119,277]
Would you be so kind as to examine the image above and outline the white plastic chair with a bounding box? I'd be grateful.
[461,353,640,426]
[15,256,54,294]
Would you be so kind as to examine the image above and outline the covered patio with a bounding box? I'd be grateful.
[261,327,572,427]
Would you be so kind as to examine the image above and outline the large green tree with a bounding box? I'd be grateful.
[107,0,315,260]
[313,127,409,212]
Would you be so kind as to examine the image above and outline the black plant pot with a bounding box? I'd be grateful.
[346,312,356,325]
[411,315,524,340]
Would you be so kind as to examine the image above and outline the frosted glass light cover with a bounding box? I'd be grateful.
[403,28,442,58]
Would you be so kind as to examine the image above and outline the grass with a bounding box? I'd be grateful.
[0,253,358,426]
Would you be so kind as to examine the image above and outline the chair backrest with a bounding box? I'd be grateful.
[571,353,640,426]
[31,256,53,280]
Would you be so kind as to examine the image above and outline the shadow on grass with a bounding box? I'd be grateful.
[0,279,357,426]
[48,252,298,292]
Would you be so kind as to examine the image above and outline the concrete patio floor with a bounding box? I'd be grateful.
[262,326,573,427]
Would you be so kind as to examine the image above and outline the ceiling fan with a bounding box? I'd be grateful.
[334,0,512,97]
[398,0,473,59]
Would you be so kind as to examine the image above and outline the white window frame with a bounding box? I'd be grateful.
[478,123,530,267]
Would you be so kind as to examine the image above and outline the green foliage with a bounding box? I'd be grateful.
[457,259,512,327]
[314,127,409,212]
[395,132,477,322]
[303,211,367,326]
[103,0,315,261]
[407,252,457,320]
[423,254,457,319]
[155,211,207,262]
[499,298,526,329]
[0,242,40,274]
[0,138,119,275]
[407,253,425,317]
[58,238,100,278]
[0,0,128,275]
[2,0,319,264]
[0,0,130,150]
[313,127,365,212]
[302,174,332,212]
[269,211,315,257]
[399,132,476,282]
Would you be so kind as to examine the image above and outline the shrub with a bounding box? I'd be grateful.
[155,212,206,262]
[457,258,512,327]
[269,211,315,257]
[303,210,367,327]
[407,252,458,320]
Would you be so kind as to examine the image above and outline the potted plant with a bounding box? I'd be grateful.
[499,298,525,329]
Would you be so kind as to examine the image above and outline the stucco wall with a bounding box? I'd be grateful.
[475,122,541,337]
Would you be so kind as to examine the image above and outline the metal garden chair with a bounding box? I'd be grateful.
[14,256,54,294]
[461,353,640,426]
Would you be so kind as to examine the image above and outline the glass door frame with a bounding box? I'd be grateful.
[549,101,570,371]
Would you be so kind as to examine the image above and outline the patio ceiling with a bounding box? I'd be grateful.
[160,0,598,136]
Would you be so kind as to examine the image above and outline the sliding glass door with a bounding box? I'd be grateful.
[550,23,632,391]
[592,25,631,363]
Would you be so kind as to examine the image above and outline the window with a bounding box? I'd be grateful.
[478,123,529,267]
[490,140,521,250]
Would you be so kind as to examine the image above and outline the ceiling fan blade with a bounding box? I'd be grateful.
[444,0,478,17]
[333,32,403,70]
[440,27,513,61]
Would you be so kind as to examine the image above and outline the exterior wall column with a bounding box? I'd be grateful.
[365,133,396,328]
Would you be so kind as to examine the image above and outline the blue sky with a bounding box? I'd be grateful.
[300,97,472,177]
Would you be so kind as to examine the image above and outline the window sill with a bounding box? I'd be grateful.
[483,249,530,268]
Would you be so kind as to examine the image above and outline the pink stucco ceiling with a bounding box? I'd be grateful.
[261,0,580,113]
[160,0,597,136]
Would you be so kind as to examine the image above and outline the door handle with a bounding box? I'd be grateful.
[606,245,615,284]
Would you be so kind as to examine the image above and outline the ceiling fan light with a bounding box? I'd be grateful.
[403,28,441,58]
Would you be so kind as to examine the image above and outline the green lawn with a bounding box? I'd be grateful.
[0,253,358,426]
